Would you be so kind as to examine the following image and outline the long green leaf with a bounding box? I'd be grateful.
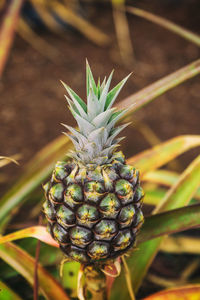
[143,284,200,300]
[127,135,200,175]
[0,136,71,230]
[111,154,200,299]
[0,0,24,77]
[0,226,59,248]
[155,154,200,213]
[143,187,166,205]
[0,280,22,300]
[160,236,200,255]
[117,58,200,115]
[138,204,200,244]
[127,6,200,47]
[0,242,69,300]
[143,169,180,185]
[143,169,200,200]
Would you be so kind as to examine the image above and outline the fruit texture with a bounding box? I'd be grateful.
[43,62,144,264]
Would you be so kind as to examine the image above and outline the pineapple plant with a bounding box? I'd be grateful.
[43,62,144,264]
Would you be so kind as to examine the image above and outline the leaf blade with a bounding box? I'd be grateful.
[0,280,23,300]
[127,6,200,47]
[0,226,59,248]
[0,242,70,300]
[0,135,72,230]
[127,135,200,175]
[143,284,200,300]
[116,58,200,116]
[138,204,200,244]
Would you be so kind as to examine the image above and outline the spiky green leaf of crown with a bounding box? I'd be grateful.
[61,61,131,165]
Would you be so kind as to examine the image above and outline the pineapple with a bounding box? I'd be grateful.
[43,62,144,264]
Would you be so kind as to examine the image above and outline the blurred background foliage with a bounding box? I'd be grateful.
[0,0,200,299]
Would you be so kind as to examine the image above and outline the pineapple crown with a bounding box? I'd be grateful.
[61,61,131,166]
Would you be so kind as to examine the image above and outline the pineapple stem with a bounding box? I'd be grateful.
[83,265,107,300]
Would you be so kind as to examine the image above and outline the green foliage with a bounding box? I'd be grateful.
[0,280,22,300]
[0,242,69,300]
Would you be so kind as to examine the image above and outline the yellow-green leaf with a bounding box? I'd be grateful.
[127,6,200,47]
[127,135,200,175]
[0,135,71,230]
[0,280,22,300]
[0,226,59,248]
[143,186,166,205]
[160,236,200,255]
[143,169,200,200]
[0,242,69,300]
[0,0,24,78]
[155,154,200,212]
[143,284,200,300]
[117,58,200,115]
[138,204,200,244]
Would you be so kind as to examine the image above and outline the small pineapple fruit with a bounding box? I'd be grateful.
[43,62,144,264]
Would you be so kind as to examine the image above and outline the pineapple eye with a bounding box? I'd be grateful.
[113,229,133,251]
[134,186,144,202]
[118,204,135,228]
[67,245,88,263]
[87,167,104,182]
[43,200,56,221]
[134,209,144,228]
[94,220,117,240]
[119,165,135,180]
[56,205,75,226]
[64,184,83,206]
[129,169,139,187]
[69,226,92,247]
[43,182,50,194]
[84,181,105,203]
[53,161,69,181]
[49,183,64,203]
[84,181,105,193]
[115,179,134,204]
[52,223,68,244]
[88,241,110,260]
[99,193,120,217]
[112,151,125,163]
[77,204,99,227]
[115,179,132,196]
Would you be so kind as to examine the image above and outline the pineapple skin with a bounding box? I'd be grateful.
[43,151,144,264]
